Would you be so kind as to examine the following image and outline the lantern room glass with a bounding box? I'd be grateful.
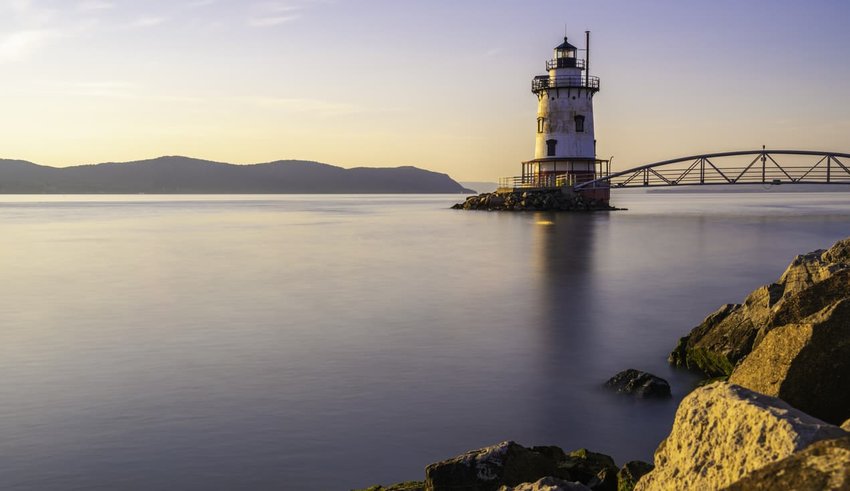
[556,47,576,60]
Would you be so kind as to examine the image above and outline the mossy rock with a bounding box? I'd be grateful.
[670,337,735,378]
[685,347,735,377]
[616,461,653,491]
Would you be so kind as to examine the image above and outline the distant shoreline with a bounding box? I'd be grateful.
[0,156,475,194]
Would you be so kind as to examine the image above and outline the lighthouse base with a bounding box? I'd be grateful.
[576,186,611,204]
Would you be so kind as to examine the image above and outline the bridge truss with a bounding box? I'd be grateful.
[575,150,850,190]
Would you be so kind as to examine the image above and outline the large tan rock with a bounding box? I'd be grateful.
[669,238,850,376]
[779,249,834,295]
[721,436,850,491]
[634,383,846,491]
[729,299,850,424]
[766,269,850,332]
[843,419,850,432]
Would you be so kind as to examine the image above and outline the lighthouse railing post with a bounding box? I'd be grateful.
[585,30,590,87]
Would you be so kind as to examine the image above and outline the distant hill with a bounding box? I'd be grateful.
[460,181,499,194]
[0,157,475,194]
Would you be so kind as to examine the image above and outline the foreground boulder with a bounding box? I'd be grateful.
[721,436,850,490]
[728,298,850,424]
[424,442,619,491]
[669,238,850,376]
[634,382,846,491]
[604,370,671,399]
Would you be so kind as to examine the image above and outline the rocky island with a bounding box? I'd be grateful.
[355,238,850,490]
[452,189,617,212]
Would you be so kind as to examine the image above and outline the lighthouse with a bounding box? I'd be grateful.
[512,31,608,200]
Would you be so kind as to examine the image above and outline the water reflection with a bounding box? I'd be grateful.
[526,210,701,459]
[533,212,598,343]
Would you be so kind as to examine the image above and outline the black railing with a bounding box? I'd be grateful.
[546,58,586,70]
[498,174,576,191]
[532,75,600,93]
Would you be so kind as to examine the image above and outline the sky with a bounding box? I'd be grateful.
[1,0,849,180]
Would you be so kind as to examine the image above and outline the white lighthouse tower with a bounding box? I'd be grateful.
[519,32,607,196]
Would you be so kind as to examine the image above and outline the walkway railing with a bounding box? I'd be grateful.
[497,174,576,191]
[575,150,850,190]
[532,75,600,93]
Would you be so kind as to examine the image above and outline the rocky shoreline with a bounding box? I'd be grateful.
[355,238,850,491]
[451,189,618,212]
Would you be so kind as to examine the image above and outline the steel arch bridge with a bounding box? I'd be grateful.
[574,149,850,190]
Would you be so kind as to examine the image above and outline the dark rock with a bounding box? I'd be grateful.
[424,442,619,491]
[615,461,653,491]
[720,436,850,491]
[556,449,618,491]
[604,370,671,399]
[424,441,558,491]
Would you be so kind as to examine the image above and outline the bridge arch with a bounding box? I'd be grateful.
[574,149,850,190]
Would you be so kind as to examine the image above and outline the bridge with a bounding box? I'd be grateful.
[574,149,850,190]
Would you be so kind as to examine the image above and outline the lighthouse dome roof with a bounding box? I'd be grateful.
[555,37,577,50]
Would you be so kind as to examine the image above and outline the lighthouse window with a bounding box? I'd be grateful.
[537,117,545,133]
[546,139,557,157]
[575,115,586,133]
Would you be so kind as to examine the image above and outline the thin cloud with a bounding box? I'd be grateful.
[77,1,114,11]
[185,0,216,7]
[0,29,53,62]
[245,96,362,116]
[129,16,168,28]
[248,14,300,27]
[36,79,204,104]
[1,0,58,26]
[248,2,304,27]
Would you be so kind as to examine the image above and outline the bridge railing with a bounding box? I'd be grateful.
[575,150,850,189]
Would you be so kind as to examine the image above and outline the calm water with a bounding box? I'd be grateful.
[1,192,849,490]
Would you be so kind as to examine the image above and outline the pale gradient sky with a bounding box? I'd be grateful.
[1,0,849,180]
